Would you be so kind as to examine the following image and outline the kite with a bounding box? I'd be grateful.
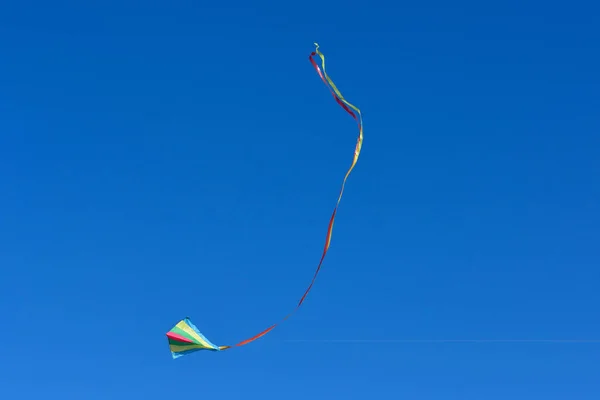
[166,43,364,358]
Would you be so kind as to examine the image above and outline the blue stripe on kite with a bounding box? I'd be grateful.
[184,317,221,351]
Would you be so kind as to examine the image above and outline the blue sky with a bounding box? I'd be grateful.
[1,1,599,399]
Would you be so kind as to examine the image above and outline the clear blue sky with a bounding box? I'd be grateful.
[1,1,599,399]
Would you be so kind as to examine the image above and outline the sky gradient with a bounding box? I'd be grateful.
[1,1,599,399]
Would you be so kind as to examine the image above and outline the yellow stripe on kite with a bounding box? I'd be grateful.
[175,321,213,349]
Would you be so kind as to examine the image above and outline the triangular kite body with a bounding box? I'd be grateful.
[166,317,225,358]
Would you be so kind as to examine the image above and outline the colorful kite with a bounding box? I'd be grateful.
[166,43,364,358]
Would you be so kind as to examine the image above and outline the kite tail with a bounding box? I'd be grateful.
[215,43,364,351]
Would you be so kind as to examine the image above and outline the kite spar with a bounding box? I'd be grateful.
[166,43,364,358]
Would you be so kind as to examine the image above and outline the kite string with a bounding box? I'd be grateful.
[220,43,363,350]
[284,339,600,343]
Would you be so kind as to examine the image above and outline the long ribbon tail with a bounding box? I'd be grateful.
[219,43,364,350]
